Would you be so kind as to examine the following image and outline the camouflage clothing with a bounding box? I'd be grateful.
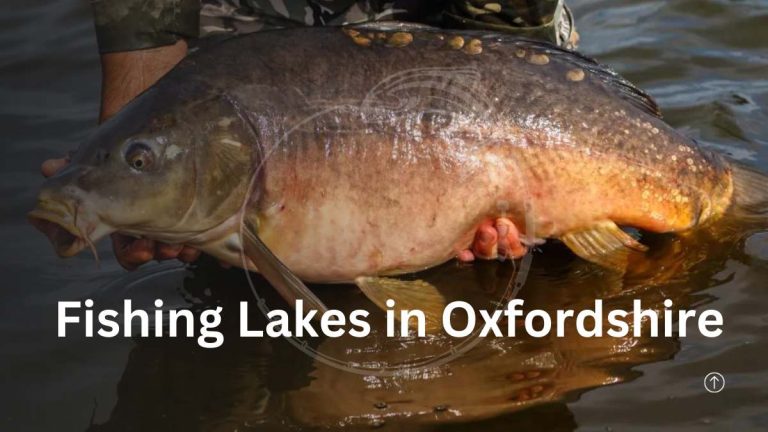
[92,0,577,53]
[92,0,200,52]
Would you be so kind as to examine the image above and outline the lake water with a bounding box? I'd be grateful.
[1,0,767,430]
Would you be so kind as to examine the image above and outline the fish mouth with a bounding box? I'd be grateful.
[28,206,91,257]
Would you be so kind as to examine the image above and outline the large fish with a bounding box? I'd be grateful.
[28,23,767,319]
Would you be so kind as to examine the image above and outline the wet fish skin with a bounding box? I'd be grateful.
[196,27,731,279]
[30,26,738,283]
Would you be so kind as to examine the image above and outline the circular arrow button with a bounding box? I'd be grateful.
[704,372,725,393]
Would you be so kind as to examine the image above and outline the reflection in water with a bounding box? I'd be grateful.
[85,215,761,431]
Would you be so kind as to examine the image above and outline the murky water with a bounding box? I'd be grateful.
[2,0,768,430]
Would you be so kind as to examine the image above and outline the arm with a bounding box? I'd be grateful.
[93,0,199,118]
[99,40,188,121]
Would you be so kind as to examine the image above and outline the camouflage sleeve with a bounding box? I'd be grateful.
[92,0,201,53]
[441,0,577,48]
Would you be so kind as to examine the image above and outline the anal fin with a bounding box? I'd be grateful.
[355,277,446,333]
[560,221,648,273]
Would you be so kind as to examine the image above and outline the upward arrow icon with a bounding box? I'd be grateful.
[704,372,725,393]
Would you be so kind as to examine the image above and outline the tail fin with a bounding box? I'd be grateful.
[729,163,768,217]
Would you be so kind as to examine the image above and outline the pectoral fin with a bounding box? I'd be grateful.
[242,218,329,314]
[560,221,648,273]
[355,276,446,333]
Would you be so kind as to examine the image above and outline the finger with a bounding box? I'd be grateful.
[496,218,527,258]
[456,249,475,262]
[497,221,510,258]
[177,246,201,263]
[156,243,184,260]
[112,234,155,270]
[41,158,69,178]
[503,220,528,257]
[472,221,498,259]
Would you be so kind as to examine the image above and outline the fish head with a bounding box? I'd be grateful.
[29,83,256,257]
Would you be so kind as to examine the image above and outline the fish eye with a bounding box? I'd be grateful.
[124,142,154,171]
